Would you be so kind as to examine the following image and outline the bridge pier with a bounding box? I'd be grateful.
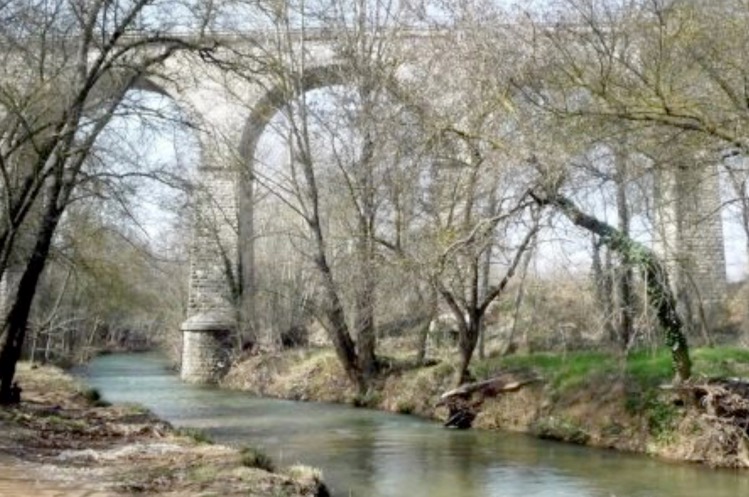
[654,161,727,334]
[180,164,241,383]
[180,311,234,383]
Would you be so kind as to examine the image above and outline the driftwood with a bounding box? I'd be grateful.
[438,370,541,429]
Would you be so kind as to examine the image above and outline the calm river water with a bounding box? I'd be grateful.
[78,352,748,497]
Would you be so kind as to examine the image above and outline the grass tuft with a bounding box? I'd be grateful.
[240,446,275,472]
[175,427,213,444]
[79,387,111,407]
[286,464,322,481]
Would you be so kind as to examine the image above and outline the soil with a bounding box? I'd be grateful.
[0,363,329,497]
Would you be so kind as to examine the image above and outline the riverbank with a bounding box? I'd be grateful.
[0,362,329,496]
[222,346,749,468]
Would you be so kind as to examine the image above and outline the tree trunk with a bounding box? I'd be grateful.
[531,191,692,382]
[456,315,481,386]
[614,149,635,349]
[478,245,491,360]
[416,288,438,366]
[0,201,63,403]
[293,99,365,391]
[354,263,377,379]
[354,225,377,379]
[314,245,365,391]
[592,238,617,344]
[504,231,536,355]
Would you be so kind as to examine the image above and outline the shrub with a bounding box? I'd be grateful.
[176,427,213,444]
[80,387,111,407]
[240,446,275,472]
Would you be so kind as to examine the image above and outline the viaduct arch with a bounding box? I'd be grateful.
[143,34,730,383]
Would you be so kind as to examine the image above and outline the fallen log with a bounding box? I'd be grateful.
[438,370,541,429]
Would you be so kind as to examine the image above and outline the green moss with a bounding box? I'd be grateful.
[44,414,88,432]
[123,403,151,415]
[430,361,455,379]
[351,389,382,408]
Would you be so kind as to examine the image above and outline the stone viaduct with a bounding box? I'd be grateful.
[78,30,728,383]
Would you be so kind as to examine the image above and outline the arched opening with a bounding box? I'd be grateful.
[235,64,426,371]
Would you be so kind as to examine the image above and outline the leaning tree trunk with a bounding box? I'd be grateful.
[532,191,692,382]
[313,238,365,392]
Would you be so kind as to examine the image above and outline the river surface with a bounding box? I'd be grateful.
[77,352,748,497]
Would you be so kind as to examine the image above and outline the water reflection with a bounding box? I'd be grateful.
[79,353,749,497]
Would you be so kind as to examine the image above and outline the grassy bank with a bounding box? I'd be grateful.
[0,362,329,496]
[222,346,749,468]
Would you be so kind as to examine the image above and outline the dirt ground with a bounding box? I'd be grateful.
[0,363,329,497]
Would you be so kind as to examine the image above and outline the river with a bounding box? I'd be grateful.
[77,352,747,497]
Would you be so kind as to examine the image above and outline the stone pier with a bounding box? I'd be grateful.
[654,160,727,332]
[180,165,240,384]
[180,311,234,384]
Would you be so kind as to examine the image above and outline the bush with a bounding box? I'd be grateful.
[175,427,213,444]
[80,387,111,407]
[240,446,275,472]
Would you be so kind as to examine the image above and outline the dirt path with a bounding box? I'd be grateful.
[0,455,113,496]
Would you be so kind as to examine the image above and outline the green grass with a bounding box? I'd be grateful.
[692,347,749,377]
[471,346,749,392]
[473,350,613,391]
[624,349,673,386]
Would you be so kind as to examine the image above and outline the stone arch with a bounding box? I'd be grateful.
[234,63,360,340]
[181,62,364,380]
[232,62,428,344]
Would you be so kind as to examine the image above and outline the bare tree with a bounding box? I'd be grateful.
[0,0,207,403]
